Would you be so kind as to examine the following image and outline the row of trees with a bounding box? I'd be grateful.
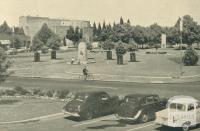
[93,15,200,47]
[0,21,29,49]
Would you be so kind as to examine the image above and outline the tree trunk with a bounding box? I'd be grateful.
[117,54,123,65]
[107,50,112,60]
[51,50,56,59]
[34,52,40,62]
[130,52,136,62]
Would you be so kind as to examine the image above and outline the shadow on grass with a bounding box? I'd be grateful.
[128,61,140,62]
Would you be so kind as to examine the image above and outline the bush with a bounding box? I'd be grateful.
[46,90,54,97]
[0,90,5,96]
[182,47,199,66]
[56,90,69,99]
[32,89,42,95]
[5,90,16,96]
[14,86,29,95]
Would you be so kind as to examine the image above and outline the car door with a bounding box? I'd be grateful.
[145,96,155,118]
[99,93,111,114]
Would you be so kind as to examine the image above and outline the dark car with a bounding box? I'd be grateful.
[63,91,119,120]
[116,94,167,123]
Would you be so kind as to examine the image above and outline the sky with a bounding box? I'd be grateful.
[0,0,200,27]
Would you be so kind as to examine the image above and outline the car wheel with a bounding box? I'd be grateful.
[182,123,190,131]
[140,113,149,123]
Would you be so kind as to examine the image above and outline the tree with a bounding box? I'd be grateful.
[66,26,82,47]
[46,34,61,59]
[10,36,24,49]
[102,21,106,30]
[126,40,138,62]
[14,27,25,35]
[97,23,102,36]
[31,36,44,62]
[36,23,54,45]
[120,17,124,25]
[182,47,199,66]
[0,21,12,34]
[127,19,131,24]
[102,39,115,60]
[93,22,97,36]
[0,48,10,83]
[115,41,127,64]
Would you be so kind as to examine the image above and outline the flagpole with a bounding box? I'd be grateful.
[179,17,183,76]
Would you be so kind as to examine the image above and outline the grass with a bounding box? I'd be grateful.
[8,48,200,79]
[0,98,64,122]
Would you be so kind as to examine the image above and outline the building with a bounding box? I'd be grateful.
[19,16,93,43]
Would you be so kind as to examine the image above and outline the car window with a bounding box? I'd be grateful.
[125,97,137,103]
[154,96,160,102]
[169,103,186,111]
[188,104,195,111]
[146,96,154,104]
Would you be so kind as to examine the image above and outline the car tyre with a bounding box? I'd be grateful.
[182,123,190,131]
[139,113,149,123]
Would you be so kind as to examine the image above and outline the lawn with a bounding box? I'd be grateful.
[0,98,64,122]
[8,48,200,80]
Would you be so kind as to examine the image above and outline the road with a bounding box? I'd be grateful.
[0,77,200,131]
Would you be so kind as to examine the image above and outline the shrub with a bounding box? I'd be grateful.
[46,90,54,97]
[32,89,42,95]
[0,90,5,96]
[5,90,16,96]
[14,86,29,95]
[56,90,69,99]
[182,47,199,66]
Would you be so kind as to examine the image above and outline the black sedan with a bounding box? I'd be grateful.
[63,91,119,120]
[115,94,167,123]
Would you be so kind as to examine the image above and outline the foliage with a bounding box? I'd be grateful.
[14,27,25,35]
[46,34,61,50]
[0,48,10,83]
[182,47,199,66]
[46,90,55,97]
[66,26,82,45]
[14,86,29,95]
[5,90,16,96]
[56,89,69,99]
[115,41,127,55]
[126,43,138,52]
[31,36,44,51]
[0,21,12,34]
[32,89,42,95]
[35,23,54,44]
[102,40,115,50]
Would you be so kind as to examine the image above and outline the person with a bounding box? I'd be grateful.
[71,57,75,65]
[82,66,88,80]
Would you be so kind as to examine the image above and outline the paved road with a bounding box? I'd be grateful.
[1,77,200,131]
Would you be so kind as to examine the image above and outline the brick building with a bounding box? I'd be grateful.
[19,16,93,43]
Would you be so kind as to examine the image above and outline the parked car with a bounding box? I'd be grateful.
[115,94,167,123]
[62,91,119,120]
[155,96,200,131]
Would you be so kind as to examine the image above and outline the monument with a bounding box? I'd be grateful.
[161,34,167,49]
[78,42,88,64]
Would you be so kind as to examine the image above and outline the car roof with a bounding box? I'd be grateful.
[75,91,108,96]
[125,94,158,98]
[168,96,199,105]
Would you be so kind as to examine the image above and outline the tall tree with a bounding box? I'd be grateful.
[97,23,102,36]
[102,21,106,30]
[120,17,124,25]
[36,23,54,45]
[14,27,25,35]
[127,19,131,24]
[0,21,12,34]
[93,22,97,36]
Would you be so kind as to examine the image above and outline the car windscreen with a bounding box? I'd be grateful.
[169,103,186,111]
[125,97,138,104]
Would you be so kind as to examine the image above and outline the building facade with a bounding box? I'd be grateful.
[19,16,93,43]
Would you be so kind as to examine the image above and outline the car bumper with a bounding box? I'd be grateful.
[62,110,80,117]
[115,110,142,121]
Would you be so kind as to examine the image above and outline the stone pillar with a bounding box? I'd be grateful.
[78,42,88,64]
[161,34,167,49]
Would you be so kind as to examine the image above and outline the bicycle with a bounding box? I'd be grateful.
[79,73,94,80]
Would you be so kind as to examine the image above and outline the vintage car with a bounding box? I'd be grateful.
[62,91,119,120]
[155,96,200,131]
[115,94,167,123]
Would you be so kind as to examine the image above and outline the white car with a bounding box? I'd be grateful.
[155,96,200,131]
